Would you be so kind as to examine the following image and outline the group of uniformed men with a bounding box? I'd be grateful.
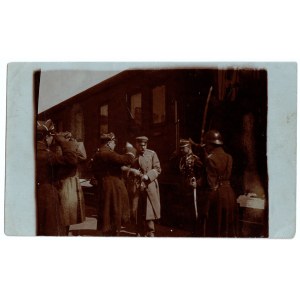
[36,117,236,237]
[90,130,236,237]
[178,130,236,237]
[90,134,161,237]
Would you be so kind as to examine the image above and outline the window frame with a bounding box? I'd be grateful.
[151,85,166,127]
[99,103,109,135]
[128,92,143,127]
[70,103,85,140]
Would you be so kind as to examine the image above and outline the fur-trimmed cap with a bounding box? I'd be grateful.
[37,119,55,134]
[100,132,116,142]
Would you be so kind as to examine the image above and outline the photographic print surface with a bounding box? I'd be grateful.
[5,62,297,238]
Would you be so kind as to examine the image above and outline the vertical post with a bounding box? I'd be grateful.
[175,99,179,152]
[200,86,213,144]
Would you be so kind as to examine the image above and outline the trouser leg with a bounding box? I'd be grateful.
[145,220,155,237]
[136,193,147,236]
[217,203,223,237]
[136,213,145,236]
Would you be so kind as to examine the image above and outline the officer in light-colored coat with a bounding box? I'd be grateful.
[130,136,161,237]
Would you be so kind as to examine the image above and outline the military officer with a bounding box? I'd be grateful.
[121,142,138,226]
[129,136,161,237]
[36,119,78,236]
[179,139,204,236]
[91,132,135,236]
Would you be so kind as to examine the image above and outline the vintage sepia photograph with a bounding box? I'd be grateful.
[2,2,299,300]
[5,62,296,238]
[33,66,269,237]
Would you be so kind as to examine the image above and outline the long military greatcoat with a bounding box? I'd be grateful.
[36,141,78,236]
[204,146,236,237]
[55,140,87,226]
[92,145,134,234]
[132,149,161,221]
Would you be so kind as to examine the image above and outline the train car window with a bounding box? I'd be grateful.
[152,85,165,124]
[99,104,108,133]
[130,93,142,125]
[71,103,84,140]
[75,112,84,139]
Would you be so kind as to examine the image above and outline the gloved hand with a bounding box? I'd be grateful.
[141,174,149,181]
[130,168,141,177]
[190,181,197,188]
[189,177,197,188]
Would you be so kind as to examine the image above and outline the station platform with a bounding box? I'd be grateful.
[69,204,190,237]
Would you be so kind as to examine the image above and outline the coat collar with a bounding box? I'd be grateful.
[37,141,48,150]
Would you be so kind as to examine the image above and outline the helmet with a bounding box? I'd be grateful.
[204,130,223,145]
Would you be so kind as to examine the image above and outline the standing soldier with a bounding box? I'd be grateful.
[202,130,237,237]
[130,136,161,237]
[54,131,87,235]
[179,139,204,236]
[121,142,138,226]
[36,119,78,236]
[91,132,134,236]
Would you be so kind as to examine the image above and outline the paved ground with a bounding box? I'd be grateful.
[69,205,190,237]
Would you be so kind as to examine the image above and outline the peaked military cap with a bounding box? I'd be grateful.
[136,136,149,144]
[179,139,190,148]
[37,119,55,134]
[100,132,116,142]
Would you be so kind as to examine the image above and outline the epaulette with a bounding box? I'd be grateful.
[146,149,155,154]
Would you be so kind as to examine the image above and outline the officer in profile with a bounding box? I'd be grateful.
[91,132,135,236]
[129,136,161,237]
[179,139,204,236]
[202,130,237,237]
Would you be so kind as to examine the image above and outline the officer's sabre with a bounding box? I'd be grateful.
[191,177,198,219]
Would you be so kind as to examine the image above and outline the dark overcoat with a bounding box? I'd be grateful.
[204,147,237,237]
[36,141,78,236]
[132,149,161,220]
[92,145,134,234]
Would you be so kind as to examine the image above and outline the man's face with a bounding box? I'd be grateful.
[45,135,54,146]
[136,142,147,154]
[180,145,190,156]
